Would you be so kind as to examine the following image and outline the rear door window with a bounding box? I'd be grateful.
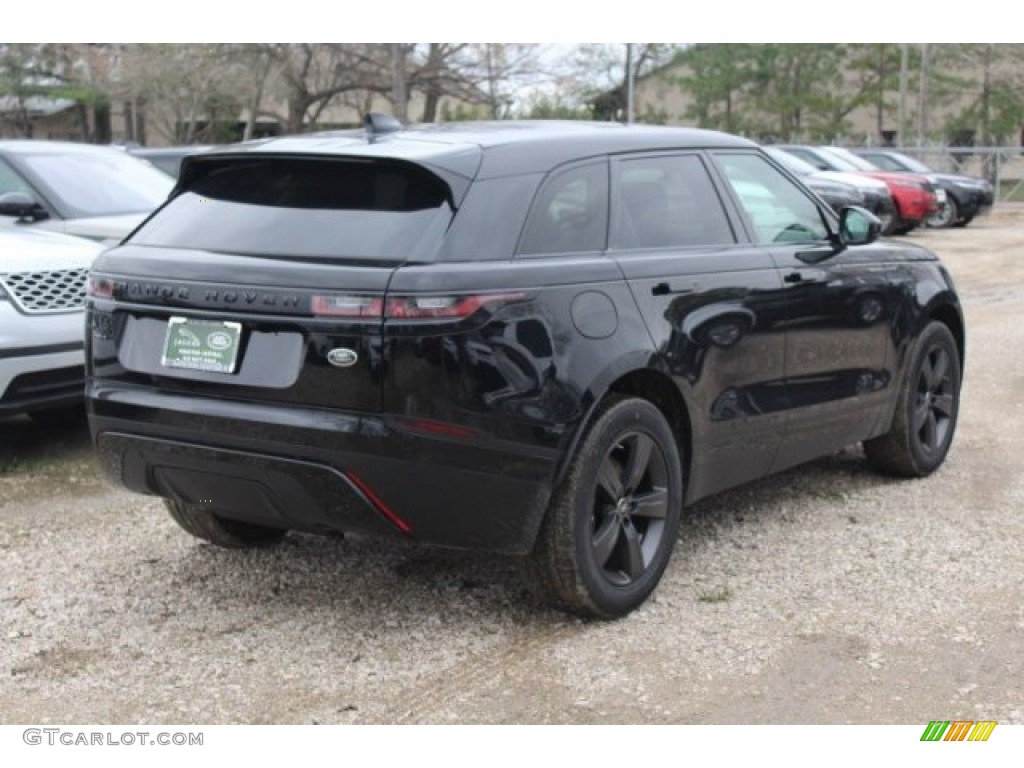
[130,157,454,262]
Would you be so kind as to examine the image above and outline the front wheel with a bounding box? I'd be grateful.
[864,321,961,477]
[926,196,958,229]
[524,396,683,619]
[165,499,288,548]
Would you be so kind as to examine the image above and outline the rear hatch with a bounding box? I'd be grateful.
[87,154,459,414]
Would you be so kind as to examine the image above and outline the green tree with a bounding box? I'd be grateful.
[837,44,903,142]
[673,44,756,133]
[942,44,1024,145]
[746,44,847,141]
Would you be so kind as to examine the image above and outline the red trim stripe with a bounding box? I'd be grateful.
[345,471,412,535]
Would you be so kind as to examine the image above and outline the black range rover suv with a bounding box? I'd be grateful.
[86,119,964,618]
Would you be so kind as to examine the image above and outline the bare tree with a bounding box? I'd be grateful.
[563,44,676,121]
[465,44,546,119]
[255,44,392,134]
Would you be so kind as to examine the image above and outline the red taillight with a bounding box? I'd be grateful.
[86,275,114,299]
[344,471,412,535]
[311,291,526,320]
[311,294,384,318]
[385,292,526,319]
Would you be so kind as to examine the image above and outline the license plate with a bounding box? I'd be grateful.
[161,317,242,374]
[935,189,947,203]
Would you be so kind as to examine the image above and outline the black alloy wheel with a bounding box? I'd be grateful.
[864,321,961,477]
[912,343,956,459]
[591,431,671,586]
[524,396,683,618]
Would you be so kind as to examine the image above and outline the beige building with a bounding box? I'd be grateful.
[631,44,1024,149]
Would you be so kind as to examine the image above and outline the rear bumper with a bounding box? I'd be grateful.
[87,381,557,554]
[956,186,995,219]
[862,189,896,219]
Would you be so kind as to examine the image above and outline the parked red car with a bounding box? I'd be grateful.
[777,145,939,235]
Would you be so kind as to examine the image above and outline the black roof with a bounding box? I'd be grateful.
[193,121,756,181]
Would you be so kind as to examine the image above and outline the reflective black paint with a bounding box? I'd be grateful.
[86,128,963,554]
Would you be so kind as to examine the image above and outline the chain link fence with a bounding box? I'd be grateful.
[890,147,1024,203]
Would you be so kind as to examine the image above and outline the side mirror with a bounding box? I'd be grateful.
[0,192,49,222]
[838,206,881,246]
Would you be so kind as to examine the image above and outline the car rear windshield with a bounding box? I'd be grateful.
[129,157,454,262]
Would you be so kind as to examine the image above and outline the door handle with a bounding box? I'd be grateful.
[783,271,826,285]
[651,282,694,296]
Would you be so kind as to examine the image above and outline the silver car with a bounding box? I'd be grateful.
[0,227,102,421]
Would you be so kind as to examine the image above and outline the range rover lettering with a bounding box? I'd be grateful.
[86,118,964,618]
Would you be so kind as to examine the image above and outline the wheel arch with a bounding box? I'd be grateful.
[553,360,692,492]
[929,300,965,369]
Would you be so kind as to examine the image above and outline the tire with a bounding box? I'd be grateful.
[952,215,973,229]
[864,322,961,477]
[165,499,287,548]
[523,395,684,619]
[879,212,898,236]
[926,196,958,229]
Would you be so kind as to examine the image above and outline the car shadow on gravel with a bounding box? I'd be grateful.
[683,445,901,531]
[0,411,103,499]
[144,527,549,629]
[116,446,916,630]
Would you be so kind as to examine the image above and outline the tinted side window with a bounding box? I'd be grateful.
[714,153,830,245]
[614,155,735,249]
[518,163,608,255]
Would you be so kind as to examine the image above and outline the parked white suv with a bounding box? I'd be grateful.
[0,227,102,421]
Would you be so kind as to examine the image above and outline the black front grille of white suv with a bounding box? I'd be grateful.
[0,269,88,314]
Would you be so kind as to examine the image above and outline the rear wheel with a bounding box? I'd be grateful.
[864,322,961,477]
[952,214,974,229]
[165,499,287,548]
[524,396,683,619]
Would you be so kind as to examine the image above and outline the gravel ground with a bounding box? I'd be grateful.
[2,208,1023,725]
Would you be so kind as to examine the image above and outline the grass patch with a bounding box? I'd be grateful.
[814,489,849,502]
[697,587,732,604]
[0,455,59,475]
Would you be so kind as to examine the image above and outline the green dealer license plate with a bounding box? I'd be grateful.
[161,317,242,374]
